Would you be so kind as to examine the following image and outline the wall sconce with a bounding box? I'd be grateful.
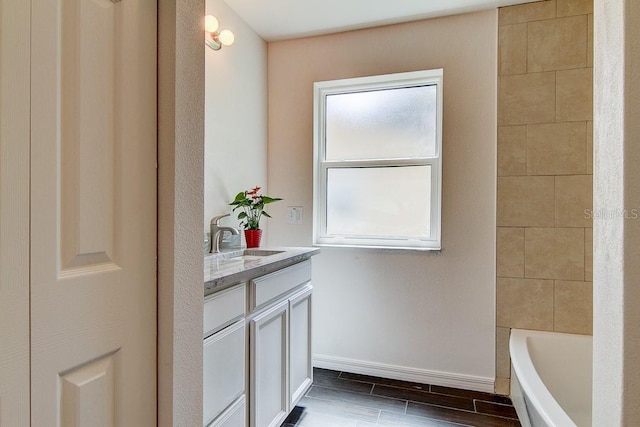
[205,15,235,51]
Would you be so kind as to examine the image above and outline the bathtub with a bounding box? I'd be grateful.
[509,329,592,427]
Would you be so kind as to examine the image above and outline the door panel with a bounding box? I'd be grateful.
[0,0,31,425]
[30,0,157,424]
[61,0,118,269]
[60,353,116,426]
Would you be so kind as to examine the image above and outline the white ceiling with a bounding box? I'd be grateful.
[223,0,538,42]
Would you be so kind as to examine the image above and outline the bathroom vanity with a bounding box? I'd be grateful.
[203,247,319,427]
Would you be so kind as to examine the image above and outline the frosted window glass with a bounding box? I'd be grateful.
[326,166,431,237]
[325,85,437,160]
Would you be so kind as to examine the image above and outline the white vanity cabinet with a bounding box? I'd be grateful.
[203,284,247,427]
[203,256,315,427]
[248,261,313,427]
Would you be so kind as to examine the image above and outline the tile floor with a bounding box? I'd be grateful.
[280,368,522,427]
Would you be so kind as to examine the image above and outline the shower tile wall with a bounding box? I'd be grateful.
[496,0,593,395]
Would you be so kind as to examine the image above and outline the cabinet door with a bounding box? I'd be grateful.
[250,300,288,427]
[204,321,246,426]
[289,285,313,407]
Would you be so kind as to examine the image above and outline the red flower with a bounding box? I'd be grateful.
[247,186,261,196]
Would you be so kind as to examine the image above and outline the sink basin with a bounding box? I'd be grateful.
[208,249,285,264]
[242,249,285,257]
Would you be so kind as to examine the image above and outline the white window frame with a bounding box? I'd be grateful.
[313,69,443,251]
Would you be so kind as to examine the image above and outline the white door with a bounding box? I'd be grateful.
[0,0,31,425]
[30,0,157,424]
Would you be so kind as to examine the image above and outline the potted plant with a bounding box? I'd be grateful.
[230,186,282,248]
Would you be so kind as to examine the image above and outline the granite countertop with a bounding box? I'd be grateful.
[204,246,320,296]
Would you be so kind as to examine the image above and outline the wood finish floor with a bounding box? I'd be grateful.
[281,368,522,427]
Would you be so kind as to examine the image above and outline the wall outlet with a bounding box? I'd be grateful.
[287,206,303,225]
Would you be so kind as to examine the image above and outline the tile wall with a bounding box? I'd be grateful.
[495,0,593,394]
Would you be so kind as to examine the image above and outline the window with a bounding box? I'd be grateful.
[313,69,443,250]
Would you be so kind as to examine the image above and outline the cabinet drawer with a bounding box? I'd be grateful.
[250,260,311,310]
[208,395,246,427]
[204,320,246,426]
[204,283,246,337]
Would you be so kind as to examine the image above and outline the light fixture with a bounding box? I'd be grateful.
[205,15,235,51]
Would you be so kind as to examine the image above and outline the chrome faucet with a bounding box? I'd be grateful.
[210,214,240,253]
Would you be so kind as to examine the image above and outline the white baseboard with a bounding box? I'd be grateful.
[312,354,495,394]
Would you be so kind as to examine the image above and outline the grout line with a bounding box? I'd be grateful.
[525,21,529,75]
[553,279,556,331]
[475,399,517,408]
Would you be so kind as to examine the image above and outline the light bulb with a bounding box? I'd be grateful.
[204,15,219,33]
[218,30,235,46]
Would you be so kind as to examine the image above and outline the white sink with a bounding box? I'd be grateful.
[208,249,285,269]
[241,249,285,257]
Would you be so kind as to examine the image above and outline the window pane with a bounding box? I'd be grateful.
[325,85,437,160]
[326,166,431,238]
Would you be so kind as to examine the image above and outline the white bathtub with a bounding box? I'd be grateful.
[509,329,592,427]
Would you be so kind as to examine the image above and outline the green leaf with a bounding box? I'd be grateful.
[237,212,247,219]
[261,196,282,204]
[262,211,272,218]
[229,192,247,205]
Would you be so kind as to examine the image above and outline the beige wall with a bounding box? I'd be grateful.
[267,11,498,391]
[204,0,269,238]
[495,0,593,393]
[158,0,205,425]
[0,0,30,424]
[593,0,640,423]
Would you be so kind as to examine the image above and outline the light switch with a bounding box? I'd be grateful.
[287,206,303,224]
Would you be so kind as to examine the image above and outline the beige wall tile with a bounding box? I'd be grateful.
[499,72,556,125]
[497,277,554,330]
[525,227,585,280]
[557,68,593,122]
[557,0,593,17]
[555,175,593,227]
[498,126,527,176]
[527,122,587,175]
[495,377,511,396]
[587,14,593,67]
[498,176,555,227]
[528,15,588,72]
[497,227,525,277]
[554,280,593,334]
[586,121,593,173]
[496,327,512,378]
[585,228,593,281]
[499,24,527,76]
[499,1,557,26]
